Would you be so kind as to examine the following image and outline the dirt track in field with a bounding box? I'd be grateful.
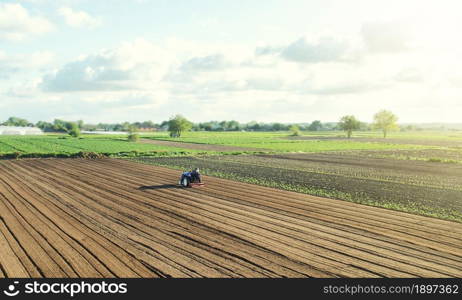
[0,158,461,278]
[140,138,264,152]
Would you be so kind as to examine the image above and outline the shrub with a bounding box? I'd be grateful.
[289,125,300,136]
[428,158,442,163]
[128,133,139,142]
[127,125,139,142]
[68,126,81,138]
[73,151,107,159]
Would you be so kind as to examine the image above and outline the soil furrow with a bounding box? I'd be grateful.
[0,158,460,278]
[0,164,144,277]
[127,159,462,235]
[16,159,323,277]
[56,158,458,272]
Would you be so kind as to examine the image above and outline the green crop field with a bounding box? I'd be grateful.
[144,130,462,143]
[0,135,195,158]
[0,130,457,159]
[144,131,428,152]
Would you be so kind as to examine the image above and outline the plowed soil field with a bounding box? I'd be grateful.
[0,158,461,278]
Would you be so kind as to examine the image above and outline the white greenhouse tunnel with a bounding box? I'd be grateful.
[0,126,43,135]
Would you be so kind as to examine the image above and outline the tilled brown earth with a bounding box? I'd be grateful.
[136,154,462,219]
[0,158,461,278]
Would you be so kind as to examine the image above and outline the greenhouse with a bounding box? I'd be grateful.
[0,126,43,135]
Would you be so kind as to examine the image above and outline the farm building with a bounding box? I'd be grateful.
[0,126,43,135]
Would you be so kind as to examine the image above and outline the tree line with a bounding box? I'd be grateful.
[1,116,337,133]
[1,117,82,137]
[0,109,400,138]
[337,110,398,138]
[159,111,399,138]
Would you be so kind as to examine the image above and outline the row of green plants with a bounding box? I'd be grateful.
[0,132,425,159]
[0,135,283,159]
[0,136,185,155]
[147,132,423,152]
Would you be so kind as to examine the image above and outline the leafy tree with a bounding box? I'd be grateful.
[338,115,360,138]
[373,110,398,138]
[121,122,131,131]
[289,124,301,136]
[308,120,322,131]
[271,123,288,131]
[113,124,124,131]
[52,119,80,137]
[202,123,213,131]
[259,123,272,131]
[68,123,81,138]
[77,120,84,129]
[139,120,157,129]
[36,121,54,132]
[52,119,68,132]
[159,120,169,130]
[127,125,139,142]
[226,120,240,131]
[323,122,337,130]
[246,121,261,131]
[82,123,97,131]
[2,116,30,127]
[168,115,192,137]
[217,120,226,131]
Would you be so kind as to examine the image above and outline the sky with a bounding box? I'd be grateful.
[1,0,461,124]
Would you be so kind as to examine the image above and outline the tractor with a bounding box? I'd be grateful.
[179,168,205,188]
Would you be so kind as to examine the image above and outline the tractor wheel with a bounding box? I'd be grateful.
[181,177,190,187]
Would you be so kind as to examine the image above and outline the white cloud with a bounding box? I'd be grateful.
[180,54,230,72]
[41,56,132,92]
[257,36,362,64]
[361,22,411,53]
[7,78,43,98]
[0,50,54,78]
[39,36,401,121]
[41,39,171,92]
[0,3,53,40]
[7,26,461,123]
[394,68,424,83]
[282,37,351,63]
[58,7,101,29]
[0,90,168,123]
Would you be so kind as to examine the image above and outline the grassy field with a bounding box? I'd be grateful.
[0,130,432,158]
[1,130,459,162]
[145,129,462,143]
[0,135,195,158]
[144,131,428,152]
